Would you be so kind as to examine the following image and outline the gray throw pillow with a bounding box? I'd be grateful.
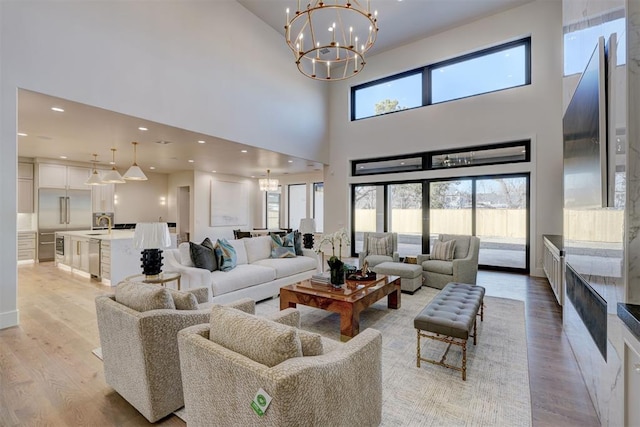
[189,237,218,271]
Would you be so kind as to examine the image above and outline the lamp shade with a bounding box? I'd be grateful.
[123,164,147,180]
[85,170,105,185]
[299,218,316,234]
[133,222,171,249]
[101,169,126,184]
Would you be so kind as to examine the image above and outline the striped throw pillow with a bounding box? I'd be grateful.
[431,240,456,261]
[367,235,392,256]
[215,238,237,271]
[270,233,296,258]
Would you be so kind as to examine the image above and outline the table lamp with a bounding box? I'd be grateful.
[299,218,316,249]
[133,222,171,279]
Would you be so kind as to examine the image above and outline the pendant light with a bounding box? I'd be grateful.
[85,154,105,185]
[258,169,279,192]
[123,141,148,181]
[101,148,126,184]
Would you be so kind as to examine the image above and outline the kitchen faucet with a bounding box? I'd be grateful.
[98,214,112,234]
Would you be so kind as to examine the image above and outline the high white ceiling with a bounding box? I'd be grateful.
[17,0,533,178]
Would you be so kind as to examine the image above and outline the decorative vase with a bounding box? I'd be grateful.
[330,266,345,287]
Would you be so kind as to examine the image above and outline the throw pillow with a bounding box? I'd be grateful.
[293,231,304,256]
[167,289,199,310]
[270,233,296,258]
[178,242,194,267]
[209,305,303,367]
[431,240,456,261]
[115,281,176,312]
[216,238,237,271]
[189,237,218,271]
[367,235,392,256]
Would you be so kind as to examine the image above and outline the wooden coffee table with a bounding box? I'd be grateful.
[280,274,401,341]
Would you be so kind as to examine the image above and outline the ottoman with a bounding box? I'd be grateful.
[372,261,423,293]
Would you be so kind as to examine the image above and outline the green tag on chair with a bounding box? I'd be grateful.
[251,388,272,417]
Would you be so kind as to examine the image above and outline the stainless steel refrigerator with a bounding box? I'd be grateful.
[38,188,92,261]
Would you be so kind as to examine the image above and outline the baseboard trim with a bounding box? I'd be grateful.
[0,309,19,329]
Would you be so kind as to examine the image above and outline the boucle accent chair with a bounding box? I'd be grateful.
[95,281,255,423]
[417,234,480,289]
[358,231,400,268]
[178,305,383,427]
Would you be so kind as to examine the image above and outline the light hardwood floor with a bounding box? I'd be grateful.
[0,263,599,426]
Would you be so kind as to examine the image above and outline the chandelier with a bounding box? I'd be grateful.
[258,170,279,192]
[285,0,378,81]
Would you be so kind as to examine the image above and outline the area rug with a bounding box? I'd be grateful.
[256,287,531,427]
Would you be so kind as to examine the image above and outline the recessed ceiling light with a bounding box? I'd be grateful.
[51,107,65,112]
[59,155,67,159]
[110,161,115,165]
[288,160,293,163]
[188,159,194,163]
[251,176,255,178]
[198,140,206,144]
[149,166,156,170]
[211,170,217,173]
[400,162,405,165]
[241,150,248,153]
[17,133,27,137]
[138,127,148,131]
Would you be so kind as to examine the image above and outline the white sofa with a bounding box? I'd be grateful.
[164,235,319,304]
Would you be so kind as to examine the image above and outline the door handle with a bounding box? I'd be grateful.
[59,197,65,224]
[66,197,71,224]
[77,241,80,255]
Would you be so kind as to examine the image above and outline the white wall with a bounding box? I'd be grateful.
[112,171,169,223]
[0,0,329,328]
[192,171,257,242]
[325,0,563,275]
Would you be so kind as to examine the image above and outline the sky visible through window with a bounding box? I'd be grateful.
[564,18,625,76]
[431,45,526,104]
[354,73,422,120]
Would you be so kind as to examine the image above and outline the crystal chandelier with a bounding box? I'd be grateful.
[258,170,279,192]
[285,0,378,81]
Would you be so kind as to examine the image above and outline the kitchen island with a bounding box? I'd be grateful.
[55,230,177,286]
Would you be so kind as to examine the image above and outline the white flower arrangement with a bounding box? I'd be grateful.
[315,228,351,259]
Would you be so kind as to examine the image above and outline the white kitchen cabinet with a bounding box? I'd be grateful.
[100,240,111,280]
[39,164,90,189]
[543,236,564,306]
[18,163,34,213]
[66,166,91,189]
[92,183,115,212]
[70,236,89,272]
[17,231,36,261]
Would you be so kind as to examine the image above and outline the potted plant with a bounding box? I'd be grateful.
[316,228,351,287]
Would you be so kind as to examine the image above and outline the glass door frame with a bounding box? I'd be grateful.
[350,172,530,273]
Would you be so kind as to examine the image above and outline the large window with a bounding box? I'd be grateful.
[351,37,530,120]
[266,190,280,229]
[313,183,324,232]
[288,184,307,230]
[389,183,423,258]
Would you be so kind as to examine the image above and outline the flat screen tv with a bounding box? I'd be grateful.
[563,36,607,208]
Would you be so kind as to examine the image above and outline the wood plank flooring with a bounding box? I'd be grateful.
[0,263,600,426]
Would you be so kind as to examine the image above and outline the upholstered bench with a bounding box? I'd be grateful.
[414,282,485,380]
[372,262,423,293]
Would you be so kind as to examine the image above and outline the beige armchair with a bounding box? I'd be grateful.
[358,231,400,268]
[95,281,255,423]
[178,305,383,427]
[417,234,480,289]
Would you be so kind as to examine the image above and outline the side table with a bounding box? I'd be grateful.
[125,271,182,290]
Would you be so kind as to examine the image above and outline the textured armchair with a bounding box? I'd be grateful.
[178,305,383,427]
[358,232,399,268]
[95,281,255,423]
[417,234,480,289]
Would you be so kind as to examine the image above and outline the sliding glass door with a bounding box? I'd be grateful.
[351,173,529,272]
[428,180,472,252]
[388,183,422,257]
[475,176,528,269]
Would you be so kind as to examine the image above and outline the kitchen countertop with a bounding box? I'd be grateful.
[55,230,135,240]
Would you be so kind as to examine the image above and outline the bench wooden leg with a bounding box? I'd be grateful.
[473,318,477,345]
[416,329,469,381]
[416,329,421,368]
[462,341,467,381]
